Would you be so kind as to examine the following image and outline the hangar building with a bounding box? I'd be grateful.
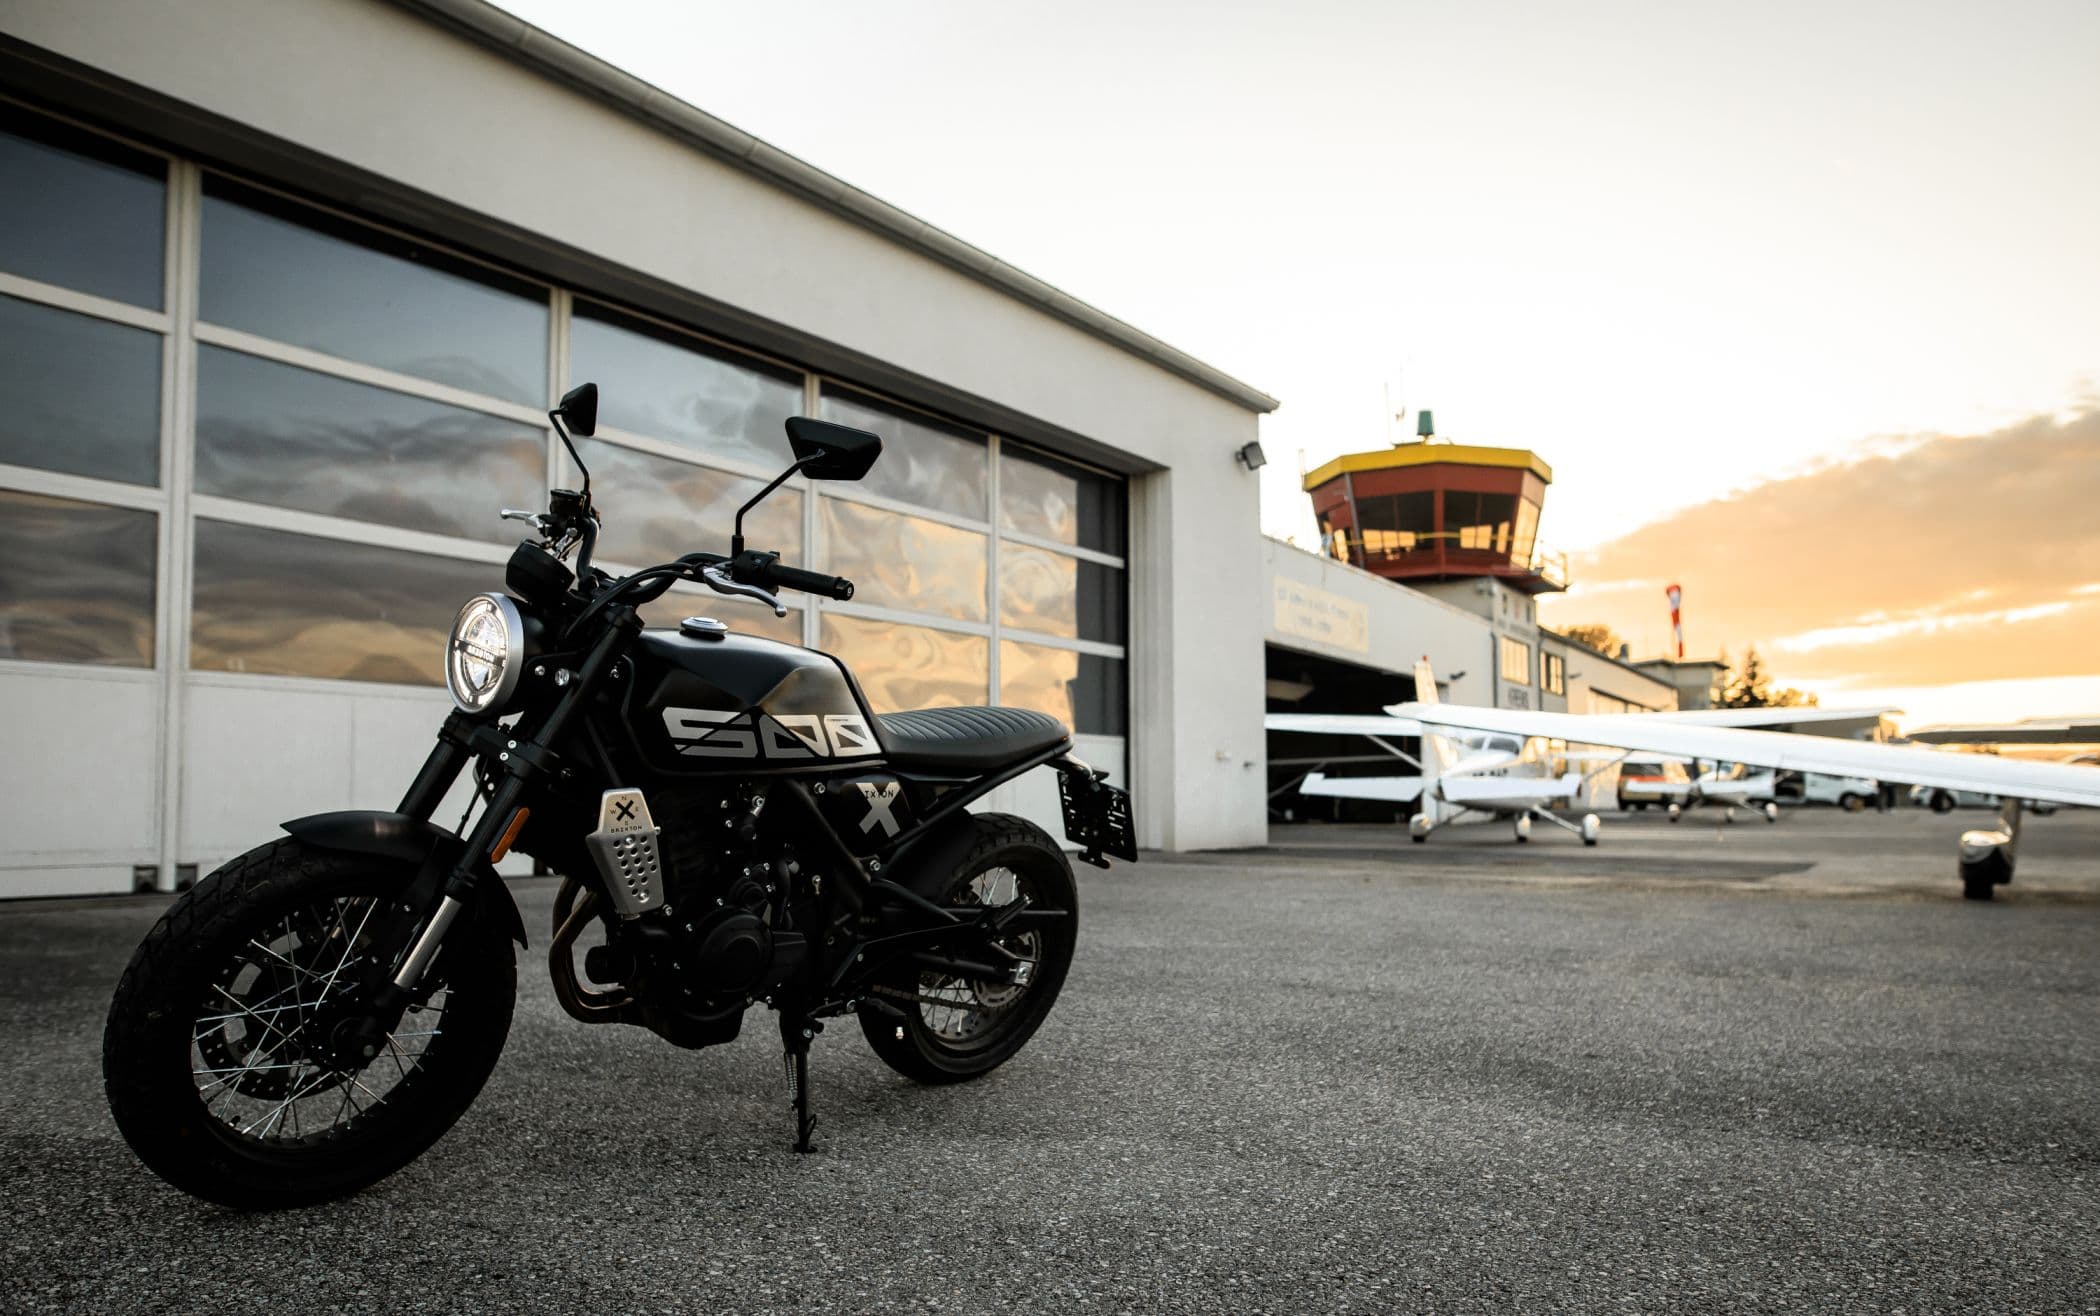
[0,0,1280,896]
[1265,437,1679,816]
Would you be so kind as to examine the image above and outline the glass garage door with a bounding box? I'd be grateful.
[0,98,1128,896]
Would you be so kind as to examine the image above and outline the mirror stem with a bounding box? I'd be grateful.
[549,412,591,503]
[732,458,808,558]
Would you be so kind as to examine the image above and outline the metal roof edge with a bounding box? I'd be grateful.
[390,0,1280,415]
[1302,445,1553,492]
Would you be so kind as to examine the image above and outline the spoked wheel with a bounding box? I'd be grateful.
[105,839,515,1209]
[190,896,446,1138]
[861,814,1078,1084]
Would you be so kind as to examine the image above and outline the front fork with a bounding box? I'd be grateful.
[335,608,638,1064]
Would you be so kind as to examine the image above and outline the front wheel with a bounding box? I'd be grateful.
[860,813,1078,1084]
[103,838,516,1208]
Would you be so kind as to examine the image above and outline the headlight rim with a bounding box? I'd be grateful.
[446,592,525,716]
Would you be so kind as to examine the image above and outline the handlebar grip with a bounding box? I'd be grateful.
[759,560,855,601]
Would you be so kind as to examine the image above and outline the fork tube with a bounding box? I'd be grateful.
[398,712,475,821]
[394,612,636,994]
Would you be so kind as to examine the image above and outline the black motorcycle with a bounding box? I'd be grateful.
[103,383,1135,1208]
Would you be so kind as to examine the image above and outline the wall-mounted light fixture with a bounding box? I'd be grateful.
[1236,441,1267,471]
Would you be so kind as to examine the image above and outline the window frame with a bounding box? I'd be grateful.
[1542,650,1566,696]
[1500,635,1532,687]
[0,98,1129,739]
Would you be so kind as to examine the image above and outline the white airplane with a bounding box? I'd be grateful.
[1266,692,1880,842]
[1269,692,1604,846]
[1378,660,2100,901]
[1670,763,1781,824]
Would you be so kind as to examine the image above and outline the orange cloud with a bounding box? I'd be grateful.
[1541,410,2100,691]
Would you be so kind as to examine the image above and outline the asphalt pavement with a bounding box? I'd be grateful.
[3,808,2097,1314]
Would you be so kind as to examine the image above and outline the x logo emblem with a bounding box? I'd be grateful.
[855,781,903,837]
[614,799,637,823]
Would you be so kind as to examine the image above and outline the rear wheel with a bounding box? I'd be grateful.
[860,814,1077,1084]
[103,838,515,1208]
[1839,792,1866,812]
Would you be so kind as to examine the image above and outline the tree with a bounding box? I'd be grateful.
[1560,623,1624,656]
[1719,646,1819,709]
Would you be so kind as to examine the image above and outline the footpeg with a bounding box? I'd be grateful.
[586,788,662,919]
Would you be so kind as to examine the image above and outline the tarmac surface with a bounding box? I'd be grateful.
[3,807,2097,1314]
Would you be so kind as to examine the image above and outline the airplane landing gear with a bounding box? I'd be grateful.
[1408,813,1431,844]
[1513,814,1532,843]
[1667,803,1682,823]
[1957,799,2021,901]
[1763,801,1780,823]
[1580,813,1601,847]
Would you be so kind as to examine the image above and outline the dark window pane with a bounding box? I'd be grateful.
[191,521,498,684]
[570,302,802,468]
[819,497,986,622]
[1444,490,1519,554]
[820,388,986,520]
[581,437,800,567]
[200,176,547,403]
[0,490,156,667]
[195,346,544,542]
[819,614,987,713]
[1000,444,1125,554]
[0,109,164,307]
[1355,490,1435,560]
[1000,641,1124,736]
[1513,498,1540,562]
[0,294,161,485]
[999,542,1125,644]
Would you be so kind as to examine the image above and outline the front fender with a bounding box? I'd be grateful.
[282,809,528,948]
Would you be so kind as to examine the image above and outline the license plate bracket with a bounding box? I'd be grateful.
[1057,771,1137,865]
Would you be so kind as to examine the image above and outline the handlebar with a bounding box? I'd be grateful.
[605,550,852,614]
[739,555,855,602]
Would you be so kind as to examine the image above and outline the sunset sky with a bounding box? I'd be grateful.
[496,0,2100,728]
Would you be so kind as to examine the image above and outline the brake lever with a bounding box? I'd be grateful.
[700,564,787,617]
[500,508,555,535]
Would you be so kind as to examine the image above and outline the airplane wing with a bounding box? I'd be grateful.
[1300,771,1426,803]
[1647,706,1899,728]
[1266,713,1424,738]
[1387,703,2100,809]
[1907,719,2100,745]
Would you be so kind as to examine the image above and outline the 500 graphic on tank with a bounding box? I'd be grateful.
[103,382,1136,1209]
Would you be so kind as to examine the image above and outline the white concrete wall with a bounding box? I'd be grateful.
[2,0,1272,857]
[1262,539,1499,707]
[0,665,162,896]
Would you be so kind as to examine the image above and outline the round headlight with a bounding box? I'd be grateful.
[445,593,524,715]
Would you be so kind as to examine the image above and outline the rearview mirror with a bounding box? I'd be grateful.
[785,416,881,481]
[555,382,598,438]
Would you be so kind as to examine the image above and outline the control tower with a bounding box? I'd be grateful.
[1302,421,1567,594]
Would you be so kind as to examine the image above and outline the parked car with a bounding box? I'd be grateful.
[1781,772,1881,810]
[1909,785,2057,816]
[1616,757,1691,809]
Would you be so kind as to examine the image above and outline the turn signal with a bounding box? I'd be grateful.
[490,807,531,862]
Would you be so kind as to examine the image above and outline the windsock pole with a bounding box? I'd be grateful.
[1665,583,1685,659]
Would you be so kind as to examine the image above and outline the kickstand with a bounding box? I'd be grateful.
[780,1013,821,1154]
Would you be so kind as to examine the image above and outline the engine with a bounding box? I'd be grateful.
[551,781,814,1049]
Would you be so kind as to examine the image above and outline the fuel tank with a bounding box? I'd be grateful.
[614,625,883,776]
